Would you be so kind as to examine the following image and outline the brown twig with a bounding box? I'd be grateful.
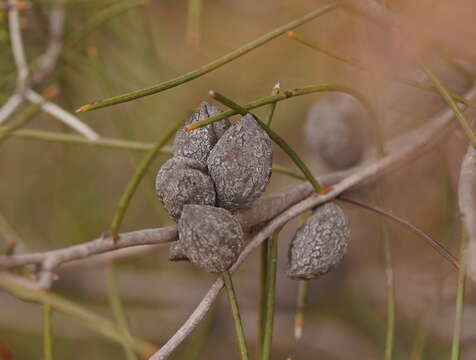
[338,195,459,269]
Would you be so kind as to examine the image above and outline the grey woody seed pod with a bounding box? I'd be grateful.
[169,241,188,261]
[305,94,366,170]
[155,156,216,220]
[287,202,350,280]
[207,114,273,211]
[178,204,244,273]
[173,101,231,166]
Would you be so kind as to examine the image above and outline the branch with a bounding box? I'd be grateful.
[0,0,28,123]
[0,182,313,288]
[4,83,474,291]
[8,0,28,92]
[150,85,476,360]
[32,3,66,85]
[0,94,23,124]
[24,90,99,140]
[1,1,99,141]
[339,195,459,268]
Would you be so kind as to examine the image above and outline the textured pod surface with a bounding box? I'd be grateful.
[287,202,351,280]
[178,205,244,273]
[207,114,273,211]
[305,94,366,170]
[173,101,231,166]
[169,241,188,261]
[155,157,216,220]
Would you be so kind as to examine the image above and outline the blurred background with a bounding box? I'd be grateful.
[1,0,476,359]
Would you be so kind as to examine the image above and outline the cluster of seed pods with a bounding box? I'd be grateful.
[155,101,352,279]
[155,102,273,273]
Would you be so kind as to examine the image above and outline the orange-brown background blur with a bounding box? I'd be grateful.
[1,0,476,359]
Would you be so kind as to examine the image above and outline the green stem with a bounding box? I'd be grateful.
[294,280,308,339]
[0,274,156,357]
[261,230,280,360]
[76,3,338,112]
[191,84,380,146]
[257,242,268,360]
[288,31,367,69]
[209,90,322,192]
[421,63,476,148]
[287,31,476,109]
[107,262,137,360]
[382,224,395,360]
[11,128,163,151]
[450,230,467,360]
[0,104,41,145]
[223,271,250,360]
[257,94,279,360]
[9,128,304,179]
[43,303,54,360]
[90,46,168,225]
[109,121,180,239]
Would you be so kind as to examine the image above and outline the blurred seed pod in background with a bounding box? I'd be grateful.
[287,202,351,280]
[155,156,216,220]
[207,114,273,211]
[177,205,244,273]
[304,93,367,170]
[173,101,231,167]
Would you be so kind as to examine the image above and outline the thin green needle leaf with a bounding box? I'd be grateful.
[294,280,308,339]
[189,84,381,148]
[421,63,476,148]
[107,262,138,360]
[261,230,280,360]
[287,31,476,109]
[0,274,156,357]
[109,121,181,239]
[0,104,41,145]
[9,128,303,179]
[208,90,322,192]
[76,3,338,112]
[223,272,250,360]
[451,230,467,360]
[43,304,54,360]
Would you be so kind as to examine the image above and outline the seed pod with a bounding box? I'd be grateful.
[178,204,244,273]
[305,94,366,170]
[169,241,188,261]
[155,156,216,220]
[287,202,351,280]
[173,101,231,166]
[207,114,273,211]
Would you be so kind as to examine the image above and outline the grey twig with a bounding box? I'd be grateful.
[24,89,99,140]
[0,0,28,123]
[0,94,23,124]
[32,3,65,85]
[150,86,476,360]
[339,195,459,268]
[8,0,28,92]
[0,1,98,139]
[0,182,314,288]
